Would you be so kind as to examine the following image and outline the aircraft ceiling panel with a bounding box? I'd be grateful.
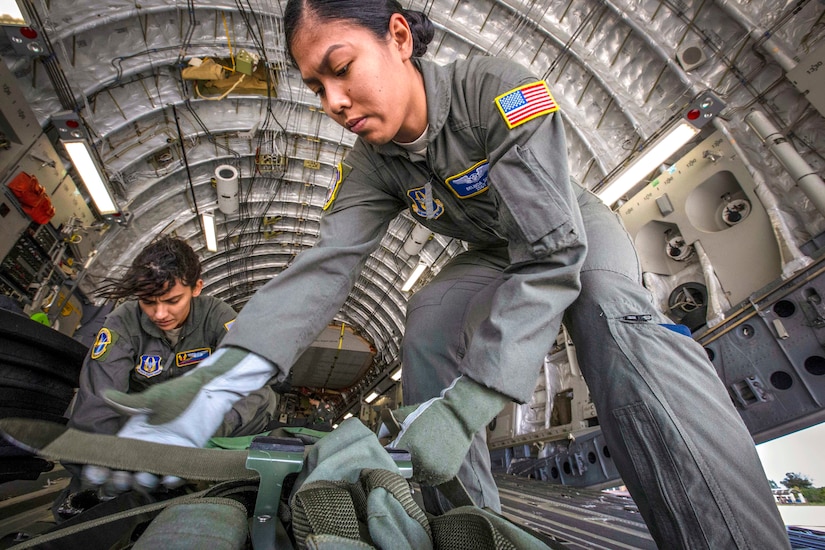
[1,0,823,407]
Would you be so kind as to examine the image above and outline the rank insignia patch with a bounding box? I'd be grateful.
[135,355,163,378]
[176,348,212,368]
[495,81,558,129]
[90,328,114,360]
[323,162,352,211]
[445,160,490,198]
[407,187,445,219]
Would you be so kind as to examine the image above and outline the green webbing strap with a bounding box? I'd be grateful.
[0,418,257,481]
[8,488,213,549]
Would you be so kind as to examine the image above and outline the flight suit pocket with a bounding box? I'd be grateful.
[611,402,702,546]
[602,299,707,548]
[492,144,579,263]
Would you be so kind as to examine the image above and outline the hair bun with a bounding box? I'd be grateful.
[402,9,434,57]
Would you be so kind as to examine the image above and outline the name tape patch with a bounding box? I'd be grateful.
[176,348,212,368]
[495,81,558,129]
[445,160,490,198]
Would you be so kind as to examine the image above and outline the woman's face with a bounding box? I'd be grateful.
[290,13,427,145]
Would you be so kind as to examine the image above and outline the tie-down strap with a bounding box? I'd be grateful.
[0,418,258,482]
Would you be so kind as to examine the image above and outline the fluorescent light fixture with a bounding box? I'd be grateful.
[0,0,27,25]
[401,262,428,292]
[63,141,118,215]
[202,212,218,252]
[83,249,98,269]
[390,368,402,381]
[597,120,700,206]
[364,391,380,404]
[343,412,353,420]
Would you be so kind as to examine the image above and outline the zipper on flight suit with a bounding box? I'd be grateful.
[620,314,653,323]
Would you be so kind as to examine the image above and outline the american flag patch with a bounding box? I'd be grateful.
[495,81,558,129]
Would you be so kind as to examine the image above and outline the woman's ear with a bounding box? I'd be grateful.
[388,12,414,59]
[191,278,204,297]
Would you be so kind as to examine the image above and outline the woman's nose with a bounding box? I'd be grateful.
[325,83,350,114]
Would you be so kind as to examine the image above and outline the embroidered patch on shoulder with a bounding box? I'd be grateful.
[407,187,445,219]
[90,328,115,360]
[135,355,163,378]
[495,81,558,129]
[323,162,352,211]
[445,160,490,198]
[224,319,235,332]
[176,348,212,368]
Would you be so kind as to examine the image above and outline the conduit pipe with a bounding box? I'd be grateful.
[745,110,825,218]
[712,117,811,278]
[713,0,797,72]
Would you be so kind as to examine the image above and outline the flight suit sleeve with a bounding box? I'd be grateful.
[459,61,588,402]
[202,297,278,437]
[68,315,138,435]
[220,153,403,375]
[209,299,238,346]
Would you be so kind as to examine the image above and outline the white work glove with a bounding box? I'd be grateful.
[81,347,278,493]
[106,347,277,447]
[387,376,509,486]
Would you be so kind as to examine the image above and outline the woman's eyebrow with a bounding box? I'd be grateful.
[302,44,346,85]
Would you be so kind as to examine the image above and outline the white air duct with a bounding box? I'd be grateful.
[215,164,239,214]
[403,223,432,256]
[745,110,825,218]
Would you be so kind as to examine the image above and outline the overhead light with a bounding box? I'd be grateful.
[597,120,700,206]
[364,391,380,404]
[62,140,118,215]
[401,262,428,292]
[202,212,218,252]
[343,412,353,420]
[390,368,402,381]
[83,249,98,269]
[0,0,28,26]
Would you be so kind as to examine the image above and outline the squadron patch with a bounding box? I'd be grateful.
[224,319,236,332]
[323,162,352,211]
[135,355,163,378]
[445,160,490,198]
[407,187,445,219]
[495,81,558,129]
[176,347,212,367]
[90,328,115,360]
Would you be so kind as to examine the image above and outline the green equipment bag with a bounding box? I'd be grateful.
[283,418,552,550]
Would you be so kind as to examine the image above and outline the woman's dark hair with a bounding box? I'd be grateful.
[97,236,202,300]
[284,0,434,60]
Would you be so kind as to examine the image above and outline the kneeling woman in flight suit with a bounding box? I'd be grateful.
[70,236,278,439]
[100,2,789,548]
